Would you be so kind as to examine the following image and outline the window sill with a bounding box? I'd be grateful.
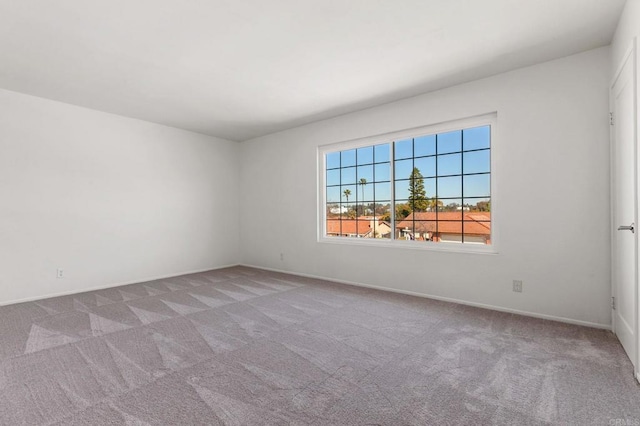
[318,236,498,255]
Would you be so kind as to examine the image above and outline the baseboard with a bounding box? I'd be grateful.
[0,263,240,307]
[242,263,612,330]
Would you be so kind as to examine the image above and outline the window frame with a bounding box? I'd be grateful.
[317,113,498,254]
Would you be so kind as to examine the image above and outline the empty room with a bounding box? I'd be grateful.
[2,0,640,424]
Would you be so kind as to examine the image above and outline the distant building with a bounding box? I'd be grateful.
[395,211,491,244]
[329,205,348,214]
[326,218,392,238]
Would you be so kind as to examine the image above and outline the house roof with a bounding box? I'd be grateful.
[326,218,391,236]
[326,219,372,236]
[395,212,491,236]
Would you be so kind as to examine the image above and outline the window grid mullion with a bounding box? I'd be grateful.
[390,143,396,240]
[355,149,358,238]
[461,130,465,244]
[435,133,439,239]
[339,152,342,236]
[372,146,376,235]
[411,137,415,240]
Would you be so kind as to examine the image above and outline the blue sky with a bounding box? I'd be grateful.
[326,126,490,204]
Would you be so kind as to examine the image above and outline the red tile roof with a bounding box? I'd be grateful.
[326,219,373,236]
[395,211,490,236]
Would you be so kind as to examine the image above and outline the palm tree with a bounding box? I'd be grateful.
[359,178,367,214]
[343,188,351,203]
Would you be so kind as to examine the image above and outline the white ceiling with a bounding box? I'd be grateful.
[0,0,626,141]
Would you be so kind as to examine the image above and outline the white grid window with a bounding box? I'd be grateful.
[319,114,496,252]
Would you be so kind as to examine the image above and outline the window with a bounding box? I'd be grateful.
[319,114,495,251]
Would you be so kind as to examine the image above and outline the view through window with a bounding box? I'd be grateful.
[323,121,492,245]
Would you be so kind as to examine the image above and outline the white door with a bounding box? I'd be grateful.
[611,41,638,372]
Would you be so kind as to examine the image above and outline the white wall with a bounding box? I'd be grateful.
[240,47,612,327]
[611,0,639,73]
[0,88,240,305]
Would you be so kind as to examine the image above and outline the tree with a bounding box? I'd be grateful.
[395,202,412,219]
[424,197,442,211]
[442,201,459,211]
[408,167,429,212]
[343,188,351,203]
[476,200,491,212]
[378,203,392,222]
[358,178,367,213]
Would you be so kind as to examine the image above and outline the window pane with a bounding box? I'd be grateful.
[394,201,412,221]
[354,203,368,216]
[463,219,491,244]
[463,126,490,151]
[374,162,390,182]
[326,218,341,236]
[437,153,461,176]
[341,149,356,167]
[374,203,391,219]
[326,186,341,203]
[375,182,391,200]
[395,214,413,240]
[414,156,436,178]
[464,214,491,226]
[395,177,435,201]
[395,180,410,200]
[414,221,437,241]
[438,221,463,242]
[463,174,490,197]
[356,165,374,182]
[466,197,491,212]
[341,167,356,184]
[358,183,374,202]
[326,169,340,186]
[374,143,390,163]
[341,185,357,202]
[326,152,340,169]
[394,159,413,180]
[341,219,359,237]
[463,149,490,174]
[436,204,463,221]
[342,203,356,219]
[373,214,392,239]
[424,177,436,199]
[415,135,436,157]
[437,130,462,154]
[357,218,372,238]
[438,176,462,198]
[395,139,413,159]
[438,198,462,214]
[357,146,374,165]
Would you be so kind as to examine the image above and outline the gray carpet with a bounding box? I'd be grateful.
[0,266,639,425]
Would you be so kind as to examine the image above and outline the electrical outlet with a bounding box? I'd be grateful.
[512,280,522,293]
[57,268,64,279]
[280,253,284,261]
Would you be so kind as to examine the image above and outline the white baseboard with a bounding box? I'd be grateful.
[6,261,612,331]
[242,263,612,330]
[0,263,240,307]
